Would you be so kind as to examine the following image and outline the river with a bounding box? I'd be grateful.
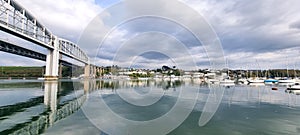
[0,79,299,135]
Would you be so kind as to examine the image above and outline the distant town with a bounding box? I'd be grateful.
[1,65,300,81]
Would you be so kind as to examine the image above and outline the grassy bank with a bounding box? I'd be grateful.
[0,66,44,78]
[0,66,83,78]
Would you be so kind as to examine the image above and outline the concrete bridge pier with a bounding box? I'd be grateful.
[59,54,63,78]
[84,64,90,79]
[84,64,100,79]
[45,37,59,80]
[96,67,102,77]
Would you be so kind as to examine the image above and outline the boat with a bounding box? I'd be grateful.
[271,87,278,90]
[207,79,220,84]
[138,77,149,80]
[220,82,235,87]
[220,79,235,84]
[238,78,248,84]
[264,78,278,83]
[220,59,234,84]
[286,85,300,90]
[249,83,265,86]
[37,77,45,80]
[278,78,295,83]
[286,85,300,95]
[247,78,264,83]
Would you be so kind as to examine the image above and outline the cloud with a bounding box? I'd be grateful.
[15,0,103,41]
[79,0,225,69]
[290,20,300,30]
[182,0,300,68]
[1,0,103,66]
[2,0,300,69]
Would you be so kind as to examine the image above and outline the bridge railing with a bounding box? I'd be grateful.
[0,0,53,46]
[58,38,89,63]
[0,0,90,65]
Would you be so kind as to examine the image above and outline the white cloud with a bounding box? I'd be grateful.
[15,0,103,41]
[0,0,103,66]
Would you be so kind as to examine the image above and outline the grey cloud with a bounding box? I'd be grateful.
[290,21,300,30]
[5,0,300,69]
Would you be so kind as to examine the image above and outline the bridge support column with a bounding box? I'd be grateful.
[96,67,100,78]
[45,37,59,80]
[59,54,63,78]
[84,64,90,79]
[93,66,97,78]
[90,65,94,78]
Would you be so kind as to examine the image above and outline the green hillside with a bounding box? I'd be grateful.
[0,66,44,78]
[0,66,82,78]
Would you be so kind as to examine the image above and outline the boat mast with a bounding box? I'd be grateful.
[286,56,289,78]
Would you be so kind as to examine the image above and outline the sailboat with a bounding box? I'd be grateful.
[264,78,278,83]
[248,77,264,83]
[247,61,264,83]
[278,58,295,83]
[278,78,295,83]
[220,59,235,84]
[264,68,278,83]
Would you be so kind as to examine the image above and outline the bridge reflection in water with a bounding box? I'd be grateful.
[0,79,190,135]
[0,80,88,135]
[2,79,300,135]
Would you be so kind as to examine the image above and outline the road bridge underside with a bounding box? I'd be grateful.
[0,39,94,78]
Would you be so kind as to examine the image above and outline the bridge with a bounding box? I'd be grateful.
[0,0,102,80]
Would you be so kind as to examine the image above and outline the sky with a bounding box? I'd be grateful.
[1,0,300,70]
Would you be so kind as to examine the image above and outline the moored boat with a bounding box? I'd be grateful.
[220,79,235,84]
[264,79,278,83]
[278,78,295,83]
[247,78,264,83]
[286,85,300,90]
[37,77,45,80]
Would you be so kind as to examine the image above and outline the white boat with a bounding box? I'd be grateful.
[220,79,235,84]
[138,77,149,80]
[38,77,45,80]
[238,78,248,84]
[286,85,300,95]
[294,78,300,83]
[220,59,234,84]
[249,83,265,86]
[247,78,264,83]
[278,82,295,86]
[287,85,300,90]
[207,79,220,84]
[278,78,295,83]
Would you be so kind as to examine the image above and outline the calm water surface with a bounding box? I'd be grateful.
[0,79,300,135]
